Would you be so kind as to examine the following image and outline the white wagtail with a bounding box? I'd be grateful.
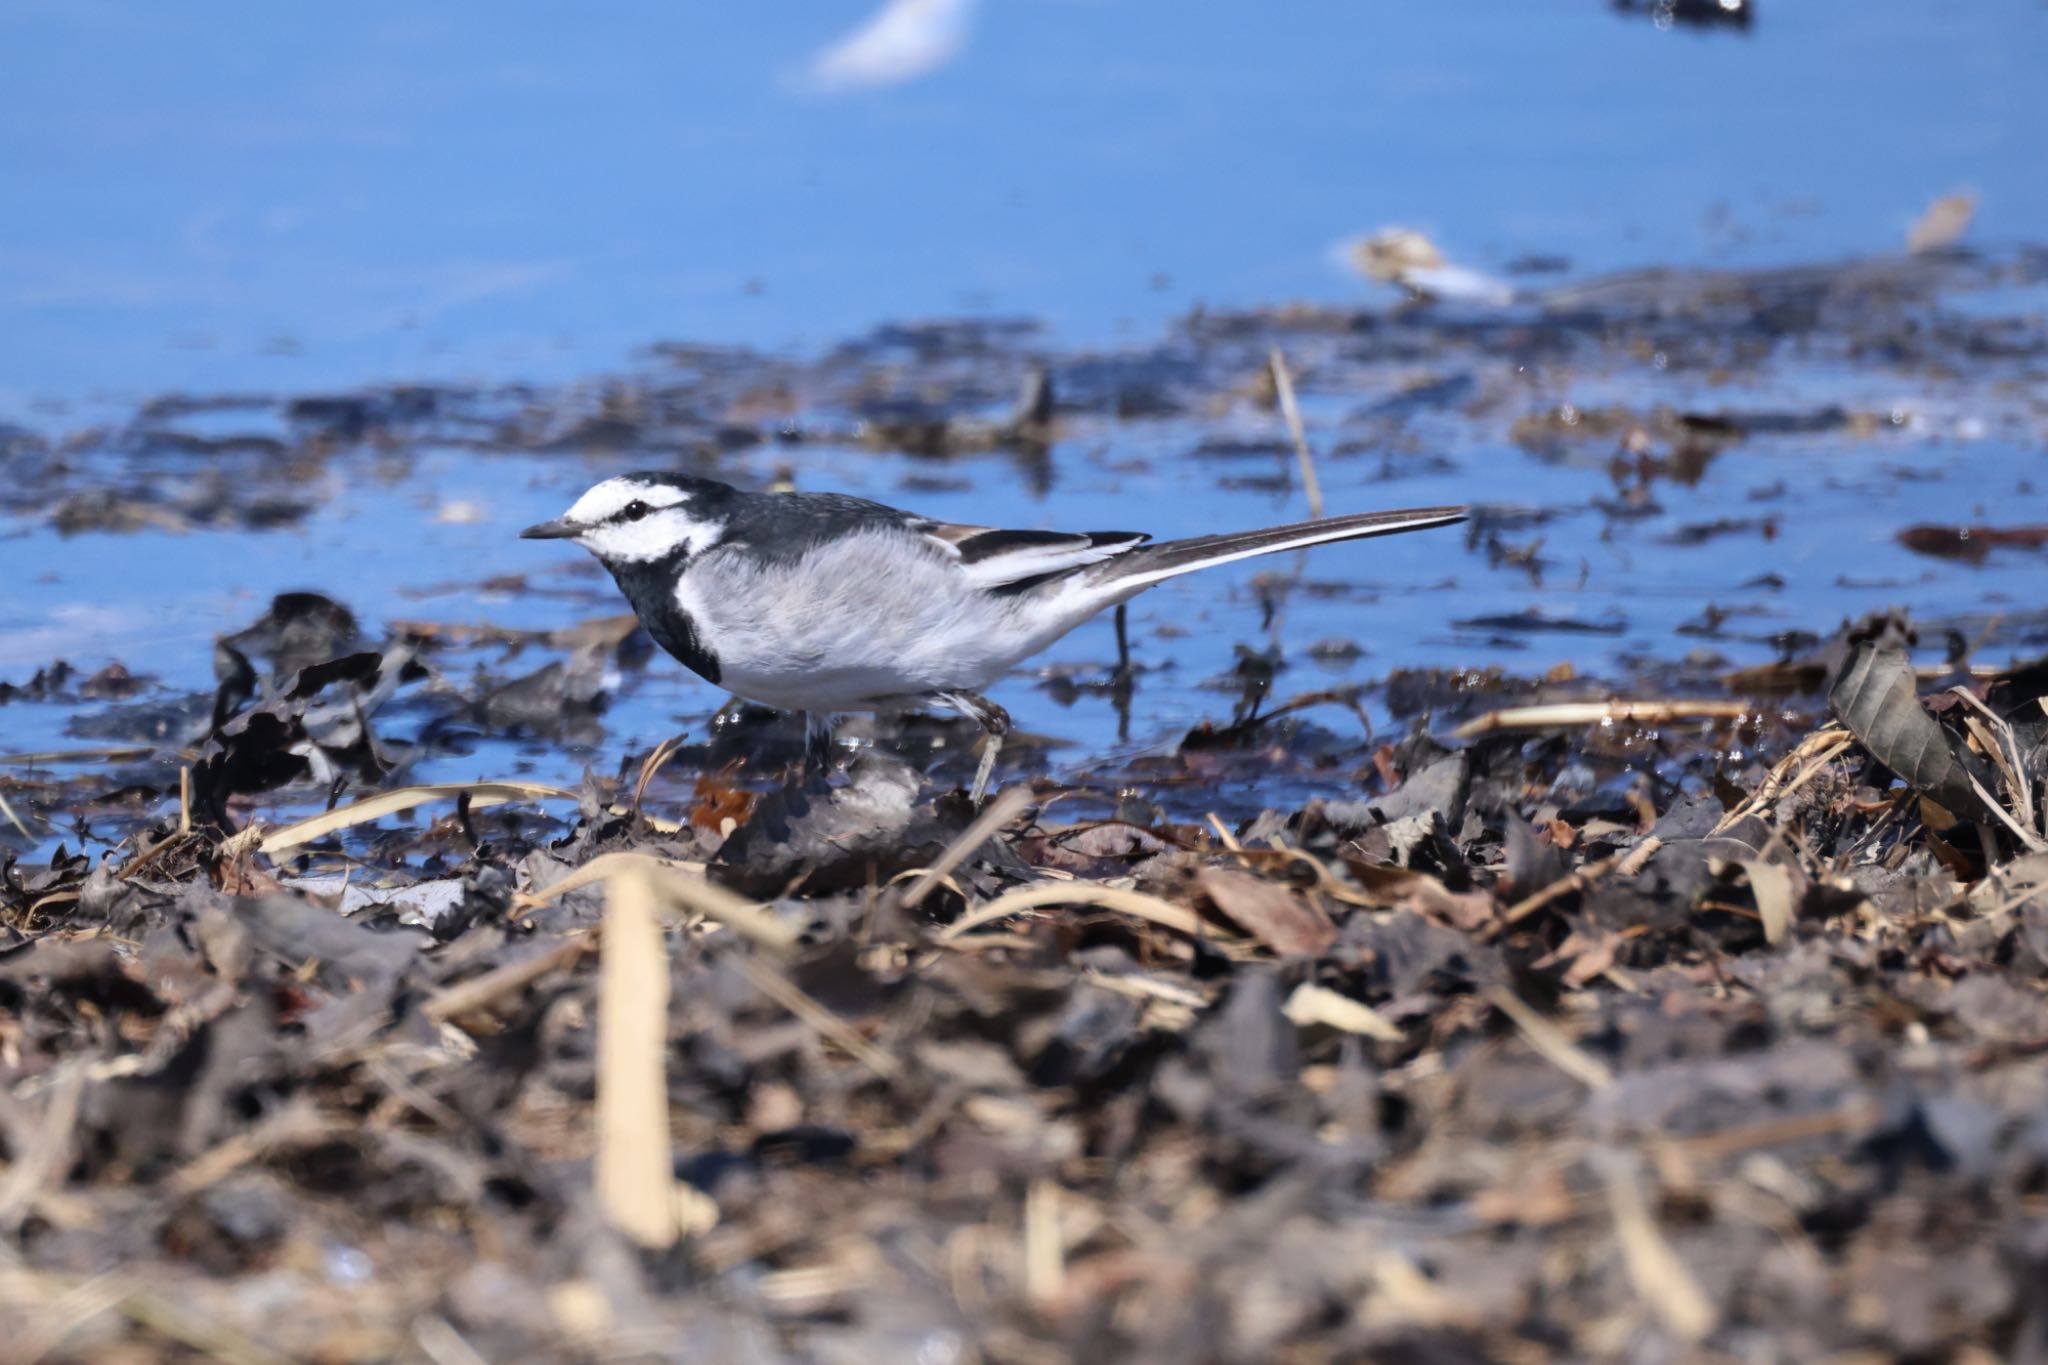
[522,473,1465,801]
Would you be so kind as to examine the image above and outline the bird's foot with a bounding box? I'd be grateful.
[775,711,842,792]
[937,691,1012,806]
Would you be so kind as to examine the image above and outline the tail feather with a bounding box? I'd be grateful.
[1090,505,1467,594]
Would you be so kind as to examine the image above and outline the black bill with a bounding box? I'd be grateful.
[519,518,580,540]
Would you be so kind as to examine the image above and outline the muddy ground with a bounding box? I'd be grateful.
[4,245,2048,1361]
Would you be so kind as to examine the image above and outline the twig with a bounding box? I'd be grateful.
[1958,713,2029,830]
[258,780,583,854]
[1972,876,2048,923]
[1616,836,1665,879]
[1597,1150,1716,1343]
[423,936,594,1024]
[166,1102,336,1197]
[1661,1099,1879,1166]
[413,1316,493,1365]
[0,746,156,766]
[11,1271,135,1365]
[117,830,196,882]
[519,851,795,952]
[118,1285,294,1365]
[1024,1179,1066,1308]
[940,882,1214,944]
[1713,726,1851,835]
[0,792,34,842]
[596,867,713,1248]
[1480,839,1659,942]
[1487,986,1613,1090]
[630,734,687,815]
[1283,981,1404,1041]
[897,786,1034,911]
[729,953,902,1081]
[1268,348,1325,519]
[1948,686,2044,841]
[0,1063,85,1231]
[1222,685,1373,738]
[1455,699,1755,740]
[1962,764,2048,853]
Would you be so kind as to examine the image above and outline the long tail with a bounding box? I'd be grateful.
[1088,505,1467,595]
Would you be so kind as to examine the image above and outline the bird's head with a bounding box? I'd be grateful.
[520,473,733,565]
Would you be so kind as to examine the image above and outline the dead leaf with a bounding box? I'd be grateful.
[1406,877,1499,935]
[1282,981,1404,1041]
[1829,619,2003,830]
[1197,866,1336,956]
[1740,859,1798,946]
[1535,928,1626,988]
[690,767,758,833]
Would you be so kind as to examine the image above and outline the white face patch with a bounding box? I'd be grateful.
[579,506,719,563]
[556,477,720,564]
[564,477,686,525]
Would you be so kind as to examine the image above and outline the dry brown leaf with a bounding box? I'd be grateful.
[1407,877,1499,935]
[1536,928,1627,988]
[1337,857,1436,907]
[1196,866,1336,956]
[1488,986,1614,1090]
[1282,981,1404,1041]
[1740,859,1797,946]
[689,764,757,833]
[940,882,1212,943]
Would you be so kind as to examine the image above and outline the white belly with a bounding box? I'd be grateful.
[676,529,1084,712]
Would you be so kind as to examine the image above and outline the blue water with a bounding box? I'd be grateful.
[3,1,2042,417]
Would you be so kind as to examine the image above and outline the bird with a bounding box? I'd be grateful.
[522,473,1466,803]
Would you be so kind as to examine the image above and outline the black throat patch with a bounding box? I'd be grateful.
[605,551,721,685]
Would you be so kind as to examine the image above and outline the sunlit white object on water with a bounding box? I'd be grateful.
[1906,191,1975,255]
[801,0,975,93]
[1340,227,1517,307]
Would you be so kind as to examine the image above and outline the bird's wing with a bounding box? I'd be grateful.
[912,520,1152,590]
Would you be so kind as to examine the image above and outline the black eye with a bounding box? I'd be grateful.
[621,500,651,521]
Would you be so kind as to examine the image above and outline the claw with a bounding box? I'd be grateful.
[937,690,1012,806]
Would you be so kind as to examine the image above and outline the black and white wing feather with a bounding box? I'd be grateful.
[912,520,1151,590]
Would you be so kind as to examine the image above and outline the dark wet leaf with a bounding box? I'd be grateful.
[1454,610,1628,636]
[712,755,950,896]
[1897,524,2048,564]
[234,894,428,992]
[1828,617,2002,829]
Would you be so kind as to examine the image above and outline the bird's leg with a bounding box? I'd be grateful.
[800,711,836,779]
[939,691,1012,805]
[969,699,1011,806]
[1111,603,1134,743]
